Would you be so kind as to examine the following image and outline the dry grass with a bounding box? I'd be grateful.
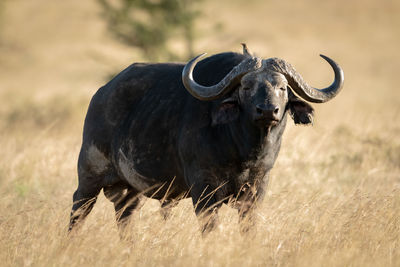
[0,0,399,266]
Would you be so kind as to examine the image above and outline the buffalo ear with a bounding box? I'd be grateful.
[288,100,314,125]
[212,99,240,126]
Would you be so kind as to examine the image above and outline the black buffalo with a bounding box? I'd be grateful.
[69,45,344,232]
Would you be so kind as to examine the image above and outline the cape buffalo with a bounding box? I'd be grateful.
[69,45,344,232]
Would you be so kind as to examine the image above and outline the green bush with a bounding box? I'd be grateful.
[98,0,203,61]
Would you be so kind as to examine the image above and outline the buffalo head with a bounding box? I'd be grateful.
[182,45,344,127]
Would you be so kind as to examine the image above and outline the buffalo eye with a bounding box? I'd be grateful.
[221,97,238,105]
[279,86,287,91]
[241,79,254,91]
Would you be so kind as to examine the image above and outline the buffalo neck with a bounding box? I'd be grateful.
[228,112,288,164]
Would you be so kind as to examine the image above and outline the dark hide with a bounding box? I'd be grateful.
[69,52,312,232]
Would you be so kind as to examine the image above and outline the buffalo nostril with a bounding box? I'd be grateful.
[256,104,279,117]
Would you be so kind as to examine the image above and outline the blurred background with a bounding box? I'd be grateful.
[0,0,399,128]
[0,0,399,133]
[0,0,399,266]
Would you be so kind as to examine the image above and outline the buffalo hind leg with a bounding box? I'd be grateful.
[103,183,140,233]
[69,183,102,232]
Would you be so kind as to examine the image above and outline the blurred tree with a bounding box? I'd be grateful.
[98,0,203,61]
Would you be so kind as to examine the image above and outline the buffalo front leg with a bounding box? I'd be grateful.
[186,170,225,234]
[191,183,221,233]
[236,180,268,233]
[236,183,257,233]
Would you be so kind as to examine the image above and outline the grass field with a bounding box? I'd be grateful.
[0,0,399,266]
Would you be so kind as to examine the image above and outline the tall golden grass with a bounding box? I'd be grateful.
[0,0,399,266]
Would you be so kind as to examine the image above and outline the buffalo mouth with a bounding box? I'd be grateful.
[254,116,280,127]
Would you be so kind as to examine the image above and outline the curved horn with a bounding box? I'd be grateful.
[266,55,344,103]
[182,53,262,101]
